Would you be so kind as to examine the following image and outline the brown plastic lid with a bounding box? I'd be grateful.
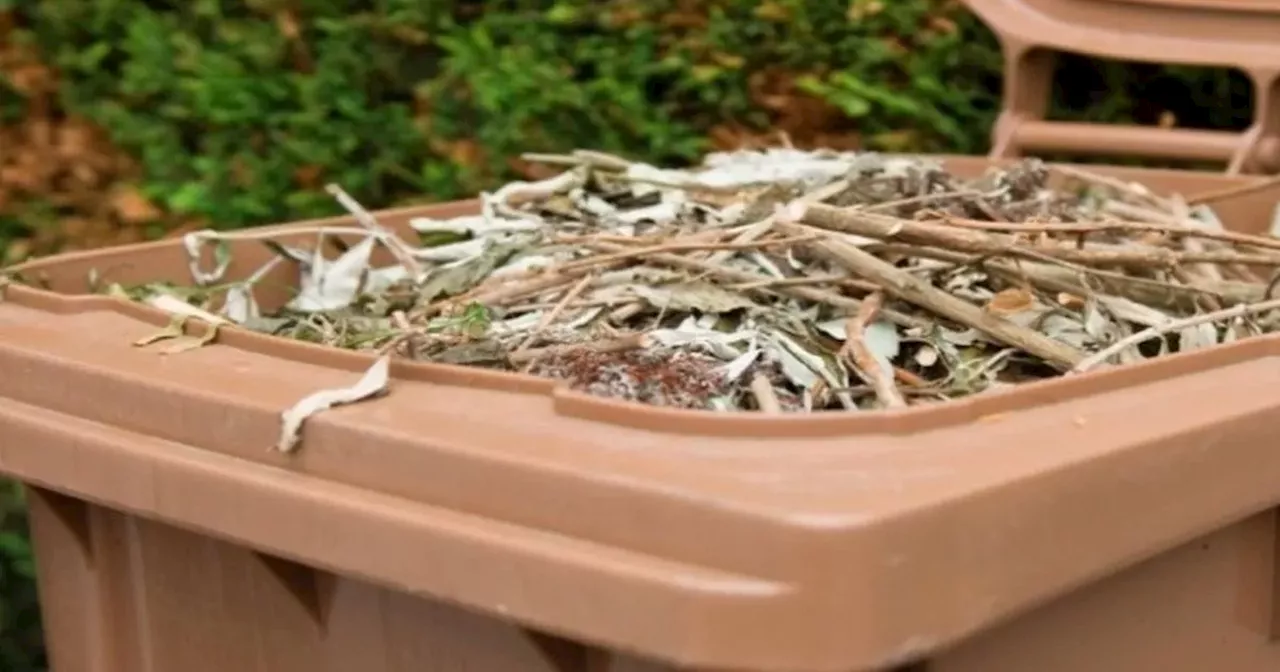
[963,0,1280,173]
[3,157,1280,671]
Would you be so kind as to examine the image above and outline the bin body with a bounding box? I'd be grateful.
[27,489,1280,672]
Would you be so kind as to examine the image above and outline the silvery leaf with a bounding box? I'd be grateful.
[1178,323,1219,351]
[490,311,544,334]
[363,265,411,295]
[289,235,376,312]
[631,282,758,314]
[939,327,981,346]
[863,320,901,378]
[767,331,835,390]
[1097,295,1174,328]
[648,322,752,360]
[719,348,762,383]
[276,356,390,453]
[222,285,258,323]
[815,318,847,340]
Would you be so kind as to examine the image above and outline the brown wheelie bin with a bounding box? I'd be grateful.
[4,2,1280,671]
[1,155,1279,672]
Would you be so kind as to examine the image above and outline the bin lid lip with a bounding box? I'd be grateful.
[6,156,1279,442]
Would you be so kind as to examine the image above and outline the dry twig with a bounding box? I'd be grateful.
[840,292,906,408]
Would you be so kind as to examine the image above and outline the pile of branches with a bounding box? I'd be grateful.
[94,149,1280,413]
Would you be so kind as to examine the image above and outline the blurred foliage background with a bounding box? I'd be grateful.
[0,0,1258,668]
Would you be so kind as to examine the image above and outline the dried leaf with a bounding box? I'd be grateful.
[1039,313,1093,349]
[363,265,411,295]
[719,347,762,382]
[411,237,495,263]
[223,285,258,323]
[770,337,820,389]
[984,287,1036,316]
[815,318,848,340]
[1178,323,1219,351]
[276,356,391,453]
[418,239,527,303]
[862,320,901,379]
[939,327,981,346]
[289,235,377,312]
[160,324,220,355]
[1096,295,1174,328]
[181,231,234,285]
[134,316,188,347]
[767,330,847,395]
[144,292,232,325]
[1056,292,1086,309]
[435,341,508,365]
[631,282,758,313]
[490,311,545,335]
[648,318,753,359]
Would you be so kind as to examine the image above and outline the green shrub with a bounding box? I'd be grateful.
[13,0,1009,230]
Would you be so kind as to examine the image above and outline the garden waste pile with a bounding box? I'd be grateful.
[48,149,1280,415]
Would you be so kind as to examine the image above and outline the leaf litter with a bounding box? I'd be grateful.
[56,149,1280,448]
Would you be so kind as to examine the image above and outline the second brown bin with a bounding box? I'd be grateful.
[2,156,1280,672]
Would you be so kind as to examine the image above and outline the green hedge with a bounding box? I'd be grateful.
[0,1,1259,669]
[6,1,1257,236]
[9,1,1001,231]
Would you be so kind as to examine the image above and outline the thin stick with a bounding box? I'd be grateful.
[1186,174,1280,205]
[867,242,1254,308]
[861,189,989,213]
[519,152,581,167]
[555,234,819,274]
[702,178,850,264]
[514,273,595,354]
[509,332,649,365]
[1100,200,1272,283]
[1050,165,1171,208]
[750,375,783,413]
[730,274,874,291]
[778,222,1087,369]
[325,184,426,278]
[894,367,931,388]
[571,149,634,171]
[188,226,374,242]
[1071,297,1280,373]
[471,275,580,308]
[937,215,1280,252]
[801,203,1280,268]
[840,292,906,408]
